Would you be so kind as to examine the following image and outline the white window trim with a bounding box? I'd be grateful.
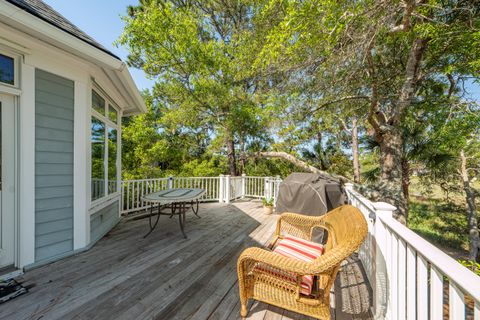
[89,87,121,210]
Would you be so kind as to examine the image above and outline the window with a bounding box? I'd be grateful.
[91,118,105,201]
[91,88,120,202]
[108,104,118,123]
[0,53,15,86]
[107,127,117,194]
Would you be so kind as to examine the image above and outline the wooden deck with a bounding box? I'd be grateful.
[1,200,373,320]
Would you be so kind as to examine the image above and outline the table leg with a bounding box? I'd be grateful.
[191,199,201,218]
[178,202,187,239]
[143,203,160,238]
[169,202,176,218]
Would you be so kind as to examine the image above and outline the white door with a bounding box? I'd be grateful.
[0,93,16,268]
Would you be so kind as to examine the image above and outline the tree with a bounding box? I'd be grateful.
[122,92,211,179]
[424,102,480,261]
[250,0,480,223]
[119,0,264,176]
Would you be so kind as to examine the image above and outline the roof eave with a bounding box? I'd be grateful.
[0,0,147,115]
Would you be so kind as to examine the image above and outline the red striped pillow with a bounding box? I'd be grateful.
[274,235,324,262]
[253,235,324,296]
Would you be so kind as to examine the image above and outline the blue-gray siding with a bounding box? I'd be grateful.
[35,69,74,263]
[90,201,120,244]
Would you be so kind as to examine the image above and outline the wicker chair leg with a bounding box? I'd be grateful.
[240,303,248,317]
[237,261,249,317]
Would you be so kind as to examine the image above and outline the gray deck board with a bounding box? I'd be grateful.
[1,200,373,320]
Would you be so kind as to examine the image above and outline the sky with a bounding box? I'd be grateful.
[43,0,479,101]
[43,0,154,91]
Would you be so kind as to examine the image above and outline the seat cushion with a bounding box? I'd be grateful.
[253,235,324,295]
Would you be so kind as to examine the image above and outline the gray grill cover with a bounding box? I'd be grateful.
[276,173,347,215]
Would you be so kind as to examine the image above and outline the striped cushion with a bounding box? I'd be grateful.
[254,235,324,295]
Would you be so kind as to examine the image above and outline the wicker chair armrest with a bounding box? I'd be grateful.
[238,247,312,275]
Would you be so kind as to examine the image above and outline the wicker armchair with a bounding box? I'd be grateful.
[237,205,368,319]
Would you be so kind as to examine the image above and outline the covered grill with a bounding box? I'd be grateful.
[275,172,347,215]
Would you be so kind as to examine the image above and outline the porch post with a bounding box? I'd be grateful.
[274,175,281,206]
[372,202,396,320]
[264,177,272,200]
[218,175,224,203]
[225,175,231,204]
[241,173,246,199]
[168,176,173,189]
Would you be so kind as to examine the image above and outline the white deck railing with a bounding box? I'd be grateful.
[345,183,480,320]
[121,175,281,215]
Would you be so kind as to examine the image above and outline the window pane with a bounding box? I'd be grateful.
[91,117,105,201]
[108,104,118,123]
[92,90,105,115]
[0,54,14,85]
[108,127,117,194]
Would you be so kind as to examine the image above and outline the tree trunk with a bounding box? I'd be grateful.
[378,128,408,224]
[239,136,246,174]
[401,157,410,206]
[316,132,329,170]
[351,117,361,184]
[226,137,237,176]
[460,150,479,262]
[367,38,428,224]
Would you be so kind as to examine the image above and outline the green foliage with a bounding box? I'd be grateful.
[244,158,299,178]
[457,259,480,277]
[262,197,274,207]
[177,158,226,177]
[119,0,268,175]
[408,200,469,252]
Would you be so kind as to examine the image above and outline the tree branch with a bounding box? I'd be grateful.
[310,95,371,114]
[256,151,351,183]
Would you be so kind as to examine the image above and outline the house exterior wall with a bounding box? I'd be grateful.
[34,69,75,263]
[90,201,120,244]
[0,20,128,270]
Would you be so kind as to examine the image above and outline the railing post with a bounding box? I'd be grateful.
[241,173,246,199]
[273,175,281,207]
[219,175,224,203]
[225,175,231,204]
[372,201,396,320]
[168,176,173,189]
[263,177,270,200]
[344,182,354,192]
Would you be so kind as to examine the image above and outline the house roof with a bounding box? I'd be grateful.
[1,0,147,115]
[5,0,121,60]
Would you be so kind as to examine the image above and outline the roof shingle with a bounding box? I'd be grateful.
[5,0,121,60]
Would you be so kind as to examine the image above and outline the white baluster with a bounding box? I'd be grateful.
[406,245,416,319]
[430,266,443,320]
[417,255,429,319]
[449,282,465,320]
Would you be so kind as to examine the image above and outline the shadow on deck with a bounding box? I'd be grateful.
[1,200,373,320]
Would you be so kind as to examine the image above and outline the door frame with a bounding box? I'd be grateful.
[0,92,19,271]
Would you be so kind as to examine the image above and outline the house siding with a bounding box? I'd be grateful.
[90,201,120,244]
[35,69,74,263]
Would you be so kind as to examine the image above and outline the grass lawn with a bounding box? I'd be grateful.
[408,199,469,258]
[407,177,478,260]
